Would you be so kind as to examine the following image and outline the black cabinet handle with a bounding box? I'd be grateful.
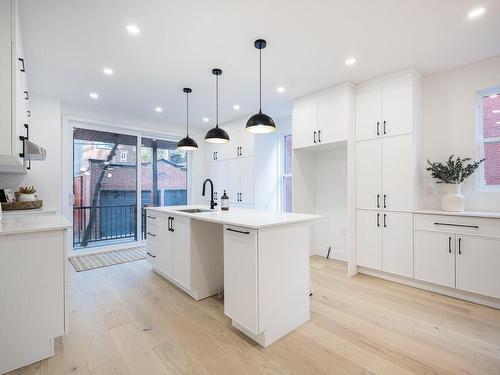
[146,251,156,258]
[19,124,31,170]
[458,238,462,255]
[27,110,31,117]
[313,131,317,143]
[24,91,29,100]
[434,222,479,229]
[448,237,452,253]
[377,213,380,227]
[18,58,25,72]
[383,194,387,209]
[226,228,250,235]
[376,121,380,136]
[147,232,156,237]
[377,194,380,208]
[383,213,387,228]
[318,130,321,143]
[170,217,174,232]
[167,217,172,231]
[146,215,156,220]
[383,120,386,135]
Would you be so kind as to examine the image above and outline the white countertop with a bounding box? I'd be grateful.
[0,214,71,235]
[414,209,500,219]
[146,205,321,229]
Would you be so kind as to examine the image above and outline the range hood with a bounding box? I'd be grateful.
[21,138,47,161]
[0,155,27,189]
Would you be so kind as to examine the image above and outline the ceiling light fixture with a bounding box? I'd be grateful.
[246,39,276,134]
[202,117,209,122]
[276,86,285,93]
[233,104,240,110]
[345,57,356,66]
[493,109,500,114]
[102,67,114,75]
[155,107,163,113]
[89,92,99,99]
[177,88,198,151]
[126,24,140,35]
[467,6,485,19]
[205,69,230,143]
[489,94,498,99]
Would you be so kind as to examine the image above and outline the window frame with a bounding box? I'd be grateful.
[476,86,500,192]
[279,133,293,212]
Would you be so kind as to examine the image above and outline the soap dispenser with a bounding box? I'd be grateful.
[221,190,229,211]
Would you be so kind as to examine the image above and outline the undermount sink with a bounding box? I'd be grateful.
[175,208,212,214]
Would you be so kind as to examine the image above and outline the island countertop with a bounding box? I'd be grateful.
[146,205,321,229]
[0,214,71,235]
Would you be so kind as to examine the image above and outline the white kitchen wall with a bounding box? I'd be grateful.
[21,93,62,212]
[421,55,500,212]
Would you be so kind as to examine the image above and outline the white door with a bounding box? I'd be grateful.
[158,216,174,277]
[292,100,317,149]
[381,77,413,137]
[239,156,254,205]
[356,139,382,209]
[414,231,455,288]
[223,226,259,334]
[317,90,348,144]
[172,215,191,290]
[226,158,240,203]
[355,86,381,141]
[382,212,413,277]
[382,134,414,211]
[456,236,500,299]
[356,210,382,270]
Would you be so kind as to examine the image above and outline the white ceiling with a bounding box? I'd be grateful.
[19,0,500,130]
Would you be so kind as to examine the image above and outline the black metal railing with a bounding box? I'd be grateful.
[73,204,137,247]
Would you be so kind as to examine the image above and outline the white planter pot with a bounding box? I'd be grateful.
[441,183,465,212]
[18,193,36,202]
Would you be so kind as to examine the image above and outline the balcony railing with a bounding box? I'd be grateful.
[73,204,137,247]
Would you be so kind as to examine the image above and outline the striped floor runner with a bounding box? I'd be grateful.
[69,246,147,272]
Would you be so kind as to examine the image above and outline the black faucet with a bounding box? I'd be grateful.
[202,179,217,209]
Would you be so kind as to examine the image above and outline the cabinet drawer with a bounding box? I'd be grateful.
[414,214,500,239]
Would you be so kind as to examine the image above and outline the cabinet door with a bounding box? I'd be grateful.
[382,134,414,210]
[456,236,500,299]
[356,139,382,209]
[238,127,255,157]
[355,86,381,141]
[0,0,12,155]
[239,156,254,205]
[382,212,413,277]
[224,226,259,334]
[172,215,191,290]
[414,231,455,288]
[226,158,240,203]
[292,100,317,149]
[158,216,174,277]
[381,77,413,136]
[317,90,348,144]
[356,210,382,270]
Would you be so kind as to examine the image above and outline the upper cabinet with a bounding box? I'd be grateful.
[292,84,354,150]
[356,74,416,141]
[0,0,13,155]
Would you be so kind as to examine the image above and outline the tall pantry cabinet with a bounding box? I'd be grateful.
[355,72,422,278]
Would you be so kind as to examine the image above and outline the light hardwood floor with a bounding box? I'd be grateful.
[7,256,500,375]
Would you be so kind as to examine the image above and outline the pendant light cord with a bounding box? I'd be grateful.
[216,74,219,127]
[259,47,262,112]
[186,91,189,136]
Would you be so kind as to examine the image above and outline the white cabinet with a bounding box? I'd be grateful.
[204,160,227,203]
[292,85,353,150]
[224,226,259,334]
[145,212,162,267]
[227,156,254,205]
[356,74,415,141]
[0,0,13,155]
[205,142,228,161]
[355,140,382,210]
[356,210,413,277]
[171,214,191,290]
[227,124,254,157]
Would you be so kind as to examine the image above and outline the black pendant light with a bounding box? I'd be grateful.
[205,68,230,143]
[246,39,276,134]
[177,88,199,150]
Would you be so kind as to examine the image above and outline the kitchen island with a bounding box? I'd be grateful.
[145,205,320,347]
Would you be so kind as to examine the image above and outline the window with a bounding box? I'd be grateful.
[477,87,500,191]
[281,134,292,212]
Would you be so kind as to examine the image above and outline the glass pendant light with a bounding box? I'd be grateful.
[177,88,199,150]
[205,68,230,143]
[246,39,276,134]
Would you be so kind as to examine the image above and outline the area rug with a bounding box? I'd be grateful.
[69,246,147,272]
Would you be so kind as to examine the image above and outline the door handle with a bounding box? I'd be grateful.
[313,131,317,143]
[383,194,387,209]
[383,213,387,228]
[146,252,156,258]
[377,213,380,227]
[377,194,380,208]
[318,130,321,142]
[448,237,452,253]
[226,228,250,235]
[458,237,462,255]
[383,120,386,135]
[376,121,380,136]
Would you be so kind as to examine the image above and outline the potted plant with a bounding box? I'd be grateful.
[17,186,37,202]
[426,155,484,212]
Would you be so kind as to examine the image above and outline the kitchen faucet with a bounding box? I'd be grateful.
[202,179,217,209]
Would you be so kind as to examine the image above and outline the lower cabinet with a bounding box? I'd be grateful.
[356,210,413,277]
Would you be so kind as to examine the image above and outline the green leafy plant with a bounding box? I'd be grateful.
[18,186,37,194]
[426,155,484,184]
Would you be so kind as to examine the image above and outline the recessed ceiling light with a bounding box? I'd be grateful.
[496,121,500,125]
[202,117,209,122]
[126,24,140,35]
[233,104,240,110]
[467,6,485,19]
[489,94,498,99]
[493,109,500,114]
[102,67,114,76]
[345,57,356,66]
[276,86,285,93]
[155,107,163,113]
[89,92,99,99]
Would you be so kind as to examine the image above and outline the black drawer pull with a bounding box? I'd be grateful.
[448,237,452,253]
[147,232,156,237]
[226,228,250,235]
[146,215,156,219]
[147,252,156,258]
[434,222,479,229]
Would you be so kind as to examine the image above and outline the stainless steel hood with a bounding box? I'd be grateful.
[0,155,27,189]
[22,139,47,161]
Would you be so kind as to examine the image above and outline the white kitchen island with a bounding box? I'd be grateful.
[145,205,320,347]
